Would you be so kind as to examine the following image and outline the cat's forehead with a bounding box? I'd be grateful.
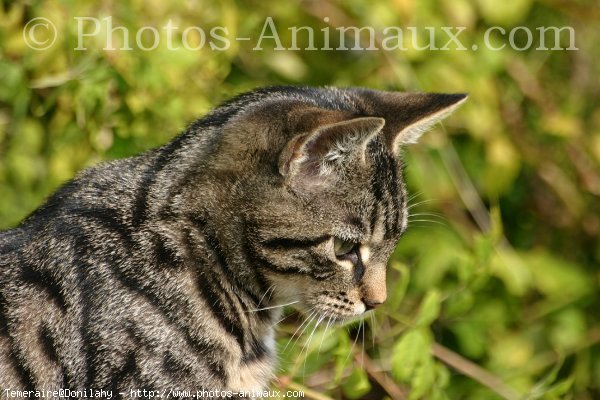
[312,144,406,242]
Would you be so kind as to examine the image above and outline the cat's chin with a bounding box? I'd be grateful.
[328,313,369,326]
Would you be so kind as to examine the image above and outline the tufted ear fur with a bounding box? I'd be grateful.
[278,117,385,190]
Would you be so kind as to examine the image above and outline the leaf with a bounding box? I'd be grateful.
[391,328,431,381]
[387,261,410,310]
[265,52,308,81]
[475,0,533,25]
[333,330,352,384]
[549,308,587,351]
[341,368,371,399]
[489,333,533,370]
[483,138,521,197]
[450,320,488,359]
[489,248,532,296]
[520,250,592,300]
[409,356,436,399]
[543,377,575,398]
[415,289,442,327]
[394,227,467,290]
[526,359,573,399]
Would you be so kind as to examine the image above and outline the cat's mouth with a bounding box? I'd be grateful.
[294,290,369,325]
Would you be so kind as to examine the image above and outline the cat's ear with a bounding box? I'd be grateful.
[278,117,385,188]
[356,90,467,155]
[391,93,467,148]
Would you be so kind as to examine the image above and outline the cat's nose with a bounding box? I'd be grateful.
[363,298,384,311]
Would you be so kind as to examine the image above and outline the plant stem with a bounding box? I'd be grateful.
[431,342,522,400]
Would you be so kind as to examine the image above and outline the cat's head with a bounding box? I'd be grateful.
[205,87,466,323]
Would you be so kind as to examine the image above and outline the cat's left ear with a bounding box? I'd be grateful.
[397,94,467,145]
[356,90,467,155]
[279,117,385,189]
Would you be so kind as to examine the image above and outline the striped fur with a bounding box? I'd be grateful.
[0,86,465,394]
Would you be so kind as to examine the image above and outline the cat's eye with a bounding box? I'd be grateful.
[334,237,356,257]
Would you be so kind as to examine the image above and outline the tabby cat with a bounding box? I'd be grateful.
[0,86,466,396]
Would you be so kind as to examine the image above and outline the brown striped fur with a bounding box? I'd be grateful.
[0,86,466,395]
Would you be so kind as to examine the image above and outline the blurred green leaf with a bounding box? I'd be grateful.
[341,368,371,399]
[392,328,431,381]
[415,289,442,327]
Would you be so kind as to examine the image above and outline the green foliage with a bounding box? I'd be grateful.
[1,0,599,398]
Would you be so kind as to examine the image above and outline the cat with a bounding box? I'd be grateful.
[0,86,466,396]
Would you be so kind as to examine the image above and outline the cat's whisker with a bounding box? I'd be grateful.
[299,317,315,361]
[409,215,448,225]
[282,308,316,353]
[257,284,275,308]
[361,319,365,369]
[293,312,319,355]
[282,309,313,353]
[407,191,423,203]
[270,310,295,329]
[342,320,363,371]
[407,218,448,227]
[406,198,437,210]
[246,300,299,313]
[302,313,325,377]
[409,211,446,220]
[408,216,448,224]
[408,218,447,224]
[317,314,333,358]
[369,312,376,349]
[295,313,320,382]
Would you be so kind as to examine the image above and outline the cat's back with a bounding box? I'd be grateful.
[0,150,161,305]
[0,150,160,387]
[0,137,231,389]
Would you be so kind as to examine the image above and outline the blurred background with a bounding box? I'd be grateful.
[1,0,599,399]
